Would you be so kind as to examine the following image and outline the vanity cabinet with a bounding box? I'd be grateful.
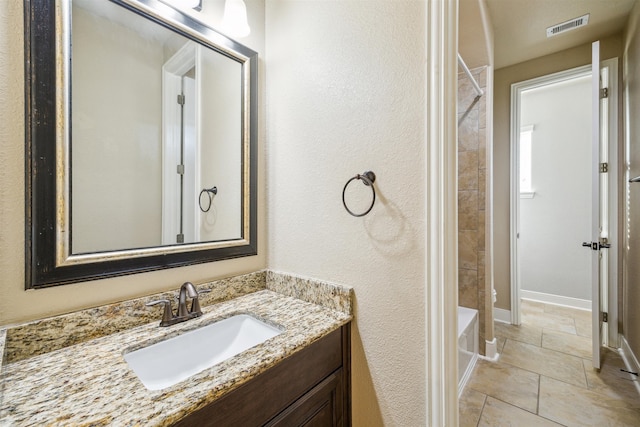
[172,324,351,427]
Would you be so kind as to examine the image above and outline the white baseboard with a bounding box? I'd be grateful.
[620,335,640,396]
[521,290,591,311]
[493,308,511,324]
[483,338,499,361]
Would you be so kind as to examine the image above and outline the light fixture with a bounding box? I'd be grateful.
[222,0,251,38]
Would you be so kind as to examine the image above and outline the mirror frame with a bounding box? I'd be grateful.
[25,0,258,289]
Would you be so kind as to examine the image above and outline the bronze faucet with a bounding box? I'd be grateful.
[146,282,208,327]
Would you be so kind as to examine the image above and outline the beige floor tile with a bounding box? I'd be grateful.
[478,397,563,427]
[569,308,592,324]
[497,336,507,353]
[459,387,486,427]
[583,354,640,407]
[574,315,592,338]
[522,299,546,315]
[543,304,589,319]
[600,346,632,368]
[542,329,592,359]
[495,321,543,347]
[467,359,540,413]
[500,340,587,388]
[539,375,640,427]
[521,310,577,335]
[461,300,638,425]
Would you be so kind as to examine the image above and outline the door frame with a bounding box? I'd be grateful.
[161,42,201,245]
[509,60,619,347]
[426,0,458,425]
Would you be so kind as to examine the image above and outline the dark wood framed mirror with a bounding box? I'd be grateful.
[25,0,258,288]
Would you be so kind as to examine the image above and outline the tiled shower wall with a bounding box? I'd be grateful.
[458,66,490,354]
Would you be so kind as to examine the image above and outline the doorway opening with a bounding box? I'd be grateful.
[509,58,619,361]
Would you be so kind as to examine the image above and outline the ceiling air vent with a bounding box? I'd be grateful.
[546,14,590,38]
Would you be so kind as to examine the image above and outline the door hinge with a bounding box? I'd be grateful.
[600,87,609,99]
[176,164,185,175]
[600,162,608,173]
[602,312,608,323]
[176,233,184,243]
[177,94,185,105]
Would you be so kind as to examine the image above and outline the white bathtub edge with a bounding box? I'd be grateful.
[457,306,479,397]
[458,351,478,398]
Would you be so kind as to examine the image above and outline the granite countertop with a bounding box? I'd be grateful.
[0,273,353,426]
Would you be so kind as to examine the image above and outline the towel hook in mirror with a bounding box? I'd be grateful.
[199,186,218,212]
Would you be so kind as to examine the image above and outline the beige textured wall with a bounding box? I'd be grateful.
[0,0,266,325]
[265,2,426,425]
[493,34,623,310]
[623,0,640,361]
[72,5,164,253]
[198,50,243,241]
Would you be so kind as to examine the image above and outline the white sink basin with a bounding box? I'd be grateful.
[124,314,283,390]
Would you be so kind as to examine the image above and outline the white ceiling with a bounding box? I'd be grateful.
[460,0,637,70]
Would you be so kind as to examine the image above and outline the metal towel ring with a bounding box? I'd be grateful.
[342,171,376,217]
[199,186,218,212]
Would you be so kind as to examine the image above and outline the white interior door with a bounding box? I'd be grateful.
[589,40,609,370]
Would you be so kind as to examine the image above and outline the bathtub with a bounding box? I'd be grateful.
[458,306,479,395]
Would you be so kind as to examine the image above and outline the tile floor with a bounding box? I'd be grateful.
[460,300,640,426]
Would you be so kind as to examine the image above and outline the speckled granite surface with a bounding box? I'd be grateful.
[0,331,5,370]
[0,290,351,426]
[266,270,353,314]
[0,271,353,426]
[3,271,266,364]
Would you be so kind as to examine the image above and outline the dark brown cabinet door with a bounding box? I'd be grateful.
[264,369,343,427]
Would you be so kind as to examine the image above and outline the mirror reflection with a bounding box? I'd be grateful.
[71,0,243,254]
[25,0,257,288]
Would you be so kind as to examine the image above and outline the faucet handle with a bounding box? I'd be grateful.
[146,299,174,327]
[189,288,210,317]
